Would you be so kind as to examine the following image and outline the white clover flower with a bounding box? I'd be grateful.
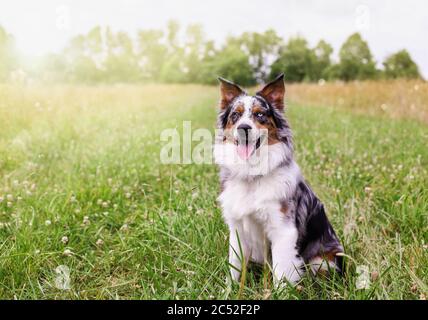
[96,239,104,246]
[63,249,73,257]
[61,236,69,244]
[6,194,13,201]
[45,220,52,226]
[125,192,131,199]
[82,216,90,225]
[102,202,108,208]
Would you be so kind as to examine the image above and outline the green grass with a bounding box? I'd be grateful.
[0,84,427,299]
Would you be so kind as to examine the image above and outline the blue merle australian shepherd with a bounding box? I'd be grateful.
[213,74,344,286]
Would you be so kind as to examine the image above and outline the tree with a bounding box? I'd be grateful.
[104,29,140,82]
[166,20,180,52]
[383,49,420,79]
[63,27,142,83]
[158,20,188,83]
[269,37,314,82]
[63,27,105,82]
[311,40,333,80]
[137,29,167,81]
[159,53,188,83]
[0,26,17,81]
[338,33,378,81]
[200,44,256,86]
[182,24,207,83]
[227,30,282,82]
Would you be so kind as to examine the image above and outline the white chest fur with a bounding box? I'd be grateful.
[219,161,301,266]
[219,161,300,223]
[219,162,301,281]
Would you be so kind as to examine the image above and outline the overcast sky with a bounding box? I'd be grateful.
[1,0,427,77]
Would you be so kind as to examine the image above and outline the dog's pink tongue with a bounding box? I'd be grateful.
[237,144,254,160]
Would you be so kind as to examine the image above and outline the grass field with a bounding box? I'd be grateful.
[0,82,427,299]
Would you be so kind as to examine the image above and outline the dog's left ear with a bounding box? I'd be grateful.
[218,77,244,110]
[256,73,285,111]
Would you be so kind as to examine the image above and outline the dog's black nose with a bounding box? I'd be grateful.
[237,124,252,132]
[237,124,252,141]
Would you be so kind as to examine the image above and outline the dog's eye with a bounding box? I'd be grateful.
[255,112,265,119]
[230,112,240,123]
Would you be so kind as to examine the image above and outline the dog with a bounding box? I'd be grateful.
[213,74,344,286]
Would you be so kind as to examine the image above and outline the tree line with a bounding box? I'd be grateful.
[0,22,422,85]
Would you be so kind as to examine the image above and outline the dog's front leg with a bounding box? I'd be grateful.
[228,222,249,282]
[270,224,303,286]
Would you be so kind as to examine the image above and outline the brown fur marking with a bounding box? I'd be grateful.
[280,201,289,215]
[254,118,280,145]
[235,104,244,114]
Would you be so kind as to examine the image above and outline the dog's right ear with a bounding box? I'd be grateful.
[256,73,285,111]
[218,77,244,109]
